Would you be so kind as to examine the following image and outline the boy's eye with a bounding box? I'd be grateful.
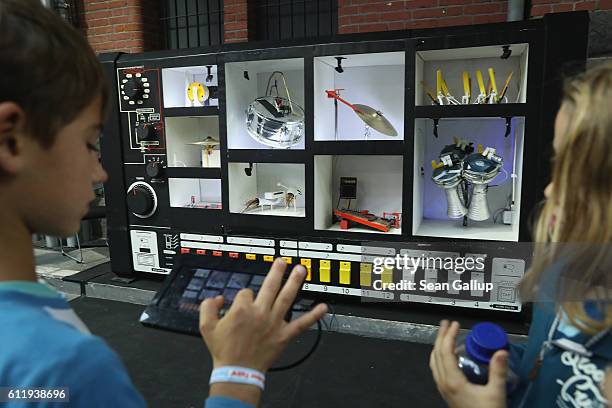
[87,142,100,153]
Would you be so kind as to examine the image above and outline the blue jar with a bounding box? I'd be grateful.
[455,322,519,393]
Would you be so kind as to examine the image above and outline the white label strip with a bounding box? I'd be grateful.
[398,294,520,313]
[298,250,361,262]
[298,241,333,251]
[337,245,396,256]
[180,241,275,255]
[163,250,176,255]
[301,284,395,300]
[336,244,362,253]
[280,240,298,248]
[227,236,275,247]
[280,249,298,257]
[180,233,223,243]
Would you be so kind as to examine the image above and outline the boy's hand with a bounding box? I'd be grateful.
[430,320,508,408]
[199,258,328,372]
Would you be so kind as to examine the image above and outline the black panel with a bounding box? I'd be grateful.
[100,15,589,320]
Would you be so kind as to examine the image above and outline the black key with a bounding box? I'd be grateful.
[199,288,221,301]
[250,275,265,287]
[194,268,212,279]
[227,273,251,289]
[222,288,239,305]
[182,290,198,300]
[187,278,205,291]
[205,270,231,289]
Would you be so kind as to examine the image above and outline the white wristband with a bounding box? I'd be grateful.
[209,366,266,391]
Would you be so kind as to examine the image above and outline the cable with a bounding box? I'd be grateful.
[268,306,323,372]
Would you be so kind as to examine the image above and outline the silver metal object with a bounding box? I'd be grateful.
[463,153,502,221]
[432,165,467,219]
[245,71,305,148]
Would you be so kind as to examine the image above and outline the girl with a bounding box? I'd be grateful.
[430,62,612,408]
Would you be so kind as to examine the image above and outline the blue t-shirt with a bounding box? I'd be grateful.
[0,281,251,408]
[507,266,611,408]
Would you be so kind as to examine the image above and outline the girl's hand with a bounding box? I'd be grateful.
[430,320,509,408]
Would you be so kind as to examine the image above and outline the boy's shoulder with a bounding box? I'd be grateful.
[0,292,120,387]
[0,291,146,406]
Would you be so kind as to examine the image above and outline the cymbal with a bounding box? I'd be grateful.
[187,136,220,147]
[352,104,398,137]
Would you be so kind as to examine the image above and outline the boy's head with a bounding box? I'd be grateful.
[0,0,108,237]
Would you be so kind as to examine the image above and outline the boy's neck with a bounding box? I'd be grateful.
[0,210,36,282]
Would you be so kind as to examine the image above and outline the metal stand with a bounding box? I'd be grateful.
[60,234,84,264]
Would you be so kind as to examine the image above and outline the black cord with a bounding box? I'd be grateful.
[268,306,325,372]
[269,319,322,372]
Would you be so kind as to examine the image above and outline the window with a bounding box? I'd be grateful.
[252,0,337,41]
[161,0,223,49]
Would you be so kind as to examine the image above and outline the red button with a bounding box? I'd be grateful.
[196,249,206,255]
[180,248,190,254]
[229,252,239,258]
[212,250,222,257]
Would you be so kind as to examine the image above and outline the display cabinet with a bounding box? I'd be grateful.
[100,12,589,314]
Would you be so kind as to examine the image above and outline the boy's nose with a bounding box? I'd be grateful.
[94,160,108,184]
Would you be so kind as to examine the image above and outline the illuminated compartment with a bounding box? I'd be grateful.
[314,155,403,235]
[225,58,305,150]
[162,65,219,108]
[415,44,528,106]
[314,52,405,141]
[413,117,525,241]
[165,116,220,168]
[228,162,305,217]
[168,178,222,209]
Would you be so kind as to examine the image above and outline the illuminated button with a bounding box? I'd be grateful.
[282,257,292,264]
[246,254,256,261]
[339,261,351,285]
[263,255,274,262]
[196,249,206,255]
[212,250,222,257]
[382,266,393,284]
[180,248,190,254]
[300,259,312,281]
[229,252,239,259]
[360,263,372,287]
[319,260,331,283]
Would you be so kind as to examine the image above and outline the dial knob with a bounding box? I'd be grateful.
[126,182,157,218]
[146,161,164,179]
[124,77,145,100]
[136,122,157,141]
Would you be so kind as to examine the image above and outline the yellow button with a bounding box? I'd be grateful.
[320,260,330,268]
[263,255,274,262]
[339,261,351,285]
[360,263,372,287]
[319,267,331,283]
[246,253,256,260]
[282,256,292,264]
[300,259,312,281]
[382,266,393,284]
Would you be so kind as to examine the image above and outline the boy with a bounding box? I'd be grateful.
[0,1,326,407]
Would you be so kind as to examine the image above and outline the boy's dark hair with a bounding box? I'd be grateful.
[0,0,108,148]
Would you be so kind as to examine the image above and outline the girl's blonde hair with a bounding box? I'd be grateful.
[520,61,612,334]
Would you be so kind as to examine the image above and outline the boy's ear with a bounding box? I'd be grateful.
[0,102,27,175]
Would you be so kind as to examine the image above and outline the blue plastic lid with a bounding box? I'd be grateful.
[465,322,509,365]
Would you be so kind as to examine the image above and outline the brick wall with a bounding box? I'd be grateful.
[77,0,161,53]
[224,0,249,43]
[338,0,612,33]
